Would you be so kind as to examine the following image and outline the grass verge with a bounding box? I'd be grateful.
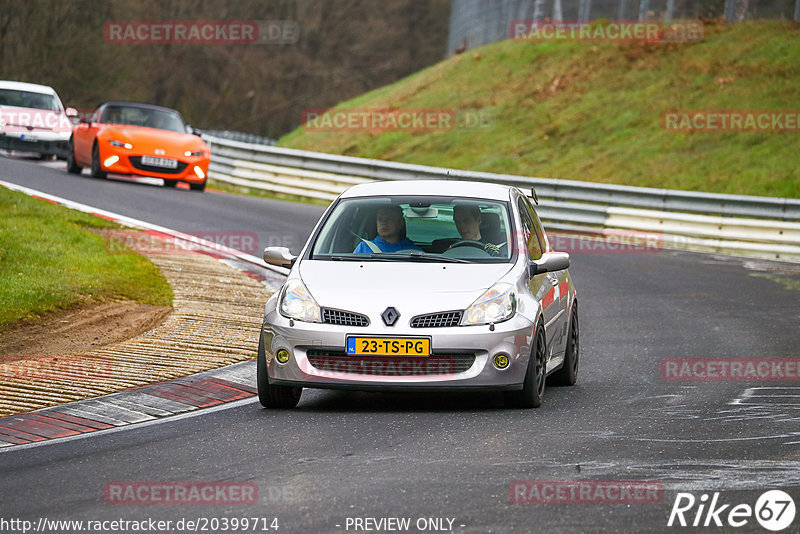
[0,186,173,329]
[208,178,330,206]
[279,20,800,198]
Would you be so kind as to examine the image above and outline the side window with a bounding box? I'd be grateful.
[517,197,543,260]
[525,198,547,256]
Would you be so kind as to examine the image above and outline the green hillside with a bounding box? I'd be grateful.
[279,21,800,198]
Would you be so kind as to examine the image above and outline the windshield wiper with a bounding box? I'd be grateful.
[369,252,470,264]
[327,255,369,261]
[325,253,469,263]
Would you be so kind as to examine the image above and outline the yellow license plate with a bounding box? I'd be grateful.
[346,337,430,356]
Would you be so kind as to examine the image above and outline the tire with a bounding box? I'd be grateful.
[504,322,546,408]
[257,335,302,409]
[189,181,206,192]
[66,139,81,174]
[549,303,579,386]
[163,179,178,188]
[90,143,107,178]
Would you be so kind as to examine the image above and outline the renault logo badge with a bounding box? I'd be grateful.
[381,307,399,326]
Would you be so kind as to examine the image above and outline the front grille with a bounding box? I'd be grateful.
[410,311,462,328]
[306,350,475,376]
[129,156,188,175]
[321,308,370,327]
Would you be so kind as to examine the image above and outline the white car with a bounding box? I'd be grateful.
[258,180,579,409]
[0,81,77,159]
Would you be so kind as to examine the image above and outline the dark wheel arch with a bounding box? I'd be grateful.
[504,318,546,408]
[549,300,579,387]
[257,334,302,409]
[90,142,107,179]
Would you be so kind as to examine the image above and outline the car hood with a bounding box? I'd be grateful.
[102,125,206,152]
[0,105,72,133]
[299,260,514,318]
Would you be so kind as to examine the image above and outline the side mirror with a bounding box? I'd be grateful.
[528,252,570,277]
[65,107,78,118]
[263,246,297,268]
[187,125,202,136]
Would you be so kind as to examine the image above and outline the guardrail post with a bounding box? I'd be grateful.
[553,0,563,20]
[795,0,800,22]
[638,0,650,21]
[665,0,675,23]
[533,0,545,22]
[578,0,592,21]
[617,0,628,20]
[724,0,737,22]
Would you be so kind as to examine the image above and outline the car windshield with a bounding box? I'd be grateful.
[311,195,514,263]
[99,105,186,133]
[0,89,60,111]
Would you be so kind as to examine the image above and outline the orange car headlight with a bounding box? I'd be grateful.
[109,140,133,149]
[184,150,205,157]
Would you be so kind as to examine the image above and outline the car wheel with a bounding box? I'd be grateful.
[504,322,546,408]
[257,335,302,409]
[90,144,107,178]
[66,139,81,174]
[189,181,206,192]
[549,303,579,386]
[163,180,178,188]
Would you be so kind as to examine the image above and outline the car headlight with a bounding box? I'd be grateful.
[279,278,321,322]
[109,140,132,149]
[461,283,516,325]
[184,150,205,157]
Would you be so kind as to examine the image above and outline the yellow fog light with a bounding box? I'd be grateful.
[276,349,290,364]
[493,353,510,370]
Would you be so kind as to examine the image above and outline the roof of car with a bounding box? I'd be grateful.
[0,80,58,95]
[340,180,517,201]
[99,101,183,115]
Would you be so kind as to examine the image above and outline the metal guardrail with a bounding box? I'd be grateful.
[203,134,800,262]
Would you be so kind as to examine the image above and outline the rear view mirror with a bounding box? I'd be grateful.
[528,252,570,277]
[263,246,297,268]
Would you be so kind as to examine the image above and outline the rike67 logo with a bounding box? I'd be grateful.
[668,490,796,531]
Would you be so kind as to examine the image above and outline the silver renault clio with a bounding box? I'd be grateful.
[258,180,579,408]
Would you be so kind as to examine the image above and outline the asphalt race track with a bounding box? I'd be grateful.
[1,156,800,533]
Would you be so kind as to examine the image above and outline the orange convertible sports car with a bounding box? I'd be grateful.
[68,101,210,191]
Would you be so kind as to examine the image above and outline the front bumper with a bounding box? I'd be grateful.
[261,304,536,391]
[0,132,69,157]
[99,152,208,183]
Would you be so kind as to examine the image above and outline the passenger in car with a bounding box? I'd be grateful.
[353,205,423,253]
